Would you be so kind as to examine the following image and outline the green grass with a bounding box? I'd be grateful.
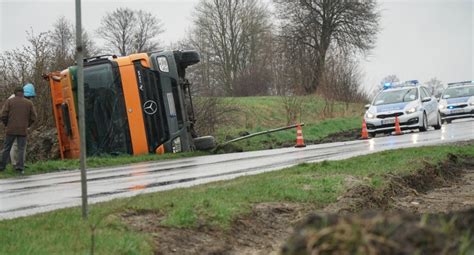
[213,96,363,151]
[219,116,362,151]
[0,152,206,179]
[220,96,363,130]
[1,143,473,254]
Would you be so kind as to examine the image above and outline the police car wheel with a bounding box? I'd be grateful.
[369,132,376,138]
[419,112,428,132]
[433,113,442,130]
[446,119,452,124]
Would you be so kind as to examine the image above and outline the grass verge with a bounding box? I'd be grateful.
[217,116,362,152]
[0,143,473,254]
[219,96,362,130]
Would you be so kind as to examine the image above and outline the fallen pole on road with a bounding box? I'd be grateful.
[222,123,305,145]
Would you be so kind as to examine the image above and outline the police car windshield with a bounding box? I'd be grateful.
[442,86,474,99]
[373,88,418,106]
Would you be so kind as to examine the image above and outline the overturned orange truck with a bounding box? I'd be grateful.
[44,50,215,159]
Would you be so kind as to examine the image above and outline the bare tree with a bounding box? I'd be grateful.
[96,8,163,56]
[81,30,100,58]
[133,10,164,53]
[275,0,380,93]
[381,74,400,85]
[281,95,303,125]
[0,48,32,89]
[193,97,239,135]
[190,0,271,96]
[97,8,135,55]
[0,30,54,127]
[319,53,367,116]
[184,33,219,96]
[425,77,444,97]
[50,16,74,70]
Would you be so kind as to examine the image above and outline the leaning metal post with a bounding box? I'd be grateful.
[222,123,305,145]
[75,0,88,219]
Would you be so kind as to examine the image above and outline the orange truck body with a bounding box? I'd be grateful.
[45,51,200,159]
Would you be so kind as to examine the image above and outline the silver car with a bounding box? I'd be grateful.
[364,81,441,137]
[438,81,474,124]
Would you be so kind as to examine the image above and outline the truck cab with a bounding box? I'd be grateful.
[45,50,211,159]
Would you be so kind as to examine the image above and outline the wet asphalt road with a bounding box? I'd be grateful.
[1,120,473,220]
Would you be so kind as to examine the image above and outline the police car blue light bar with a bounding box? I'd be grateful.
[382,80,419,90]
[405,80,419,85]
[447,80,474,86]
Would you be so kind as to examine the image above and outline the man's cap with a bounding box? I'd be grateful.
[14,87,24,93]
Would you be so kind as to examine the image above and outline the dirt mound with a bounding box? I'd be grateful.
[123,203,312,255]
[279,129,361,148]
[309,129,361,144]
[326,154,469,213]
[283,154,474,254]
[282,208,474,255]
[26,127,60,161]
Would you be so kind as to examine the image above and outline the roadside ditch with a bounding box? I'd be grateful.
[122,153,474,254]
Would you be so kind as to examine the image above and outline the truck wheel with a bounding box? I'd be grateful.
[194,136,216,151]
[176,51,200,68]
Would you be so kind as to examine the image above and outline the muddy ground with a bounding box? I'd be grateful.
[122,153,474,255]
[284,154,474,255]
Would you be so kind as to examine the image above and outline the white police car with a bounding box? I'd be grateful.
[438,81,474,124]
[364,80,441,137]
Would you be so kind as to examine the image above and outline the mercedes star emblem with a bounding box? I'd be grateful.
[143,100,158,115]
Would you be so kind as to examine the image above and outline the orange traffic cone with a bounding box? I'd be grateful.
[295,124,306,148]
[361,119,369,139]
[394,116,402,135]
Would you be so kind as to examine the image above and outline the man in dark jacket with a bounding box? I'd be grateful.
[0,87,37,173]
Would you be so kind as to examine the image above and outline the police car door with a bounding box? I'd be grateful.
[421,87,436,124]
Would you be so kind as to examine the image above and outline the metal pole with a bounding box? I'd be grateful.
[222,123,305,145]
[75,0,88,219]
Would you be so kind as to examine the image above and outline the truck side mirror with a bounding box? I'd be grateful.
[364,104,371,110]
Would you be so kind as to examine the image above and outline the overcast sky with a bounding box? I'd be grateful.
[0,0,473,92]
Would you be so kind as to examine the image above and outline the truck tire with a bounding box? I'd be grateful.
[194,136,216,151]
[175,51,200,68]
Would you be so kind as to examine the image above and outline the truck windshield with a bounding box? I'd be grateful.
[83,63,131,156]
[442,86,474,99]
[373,88,418,106]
